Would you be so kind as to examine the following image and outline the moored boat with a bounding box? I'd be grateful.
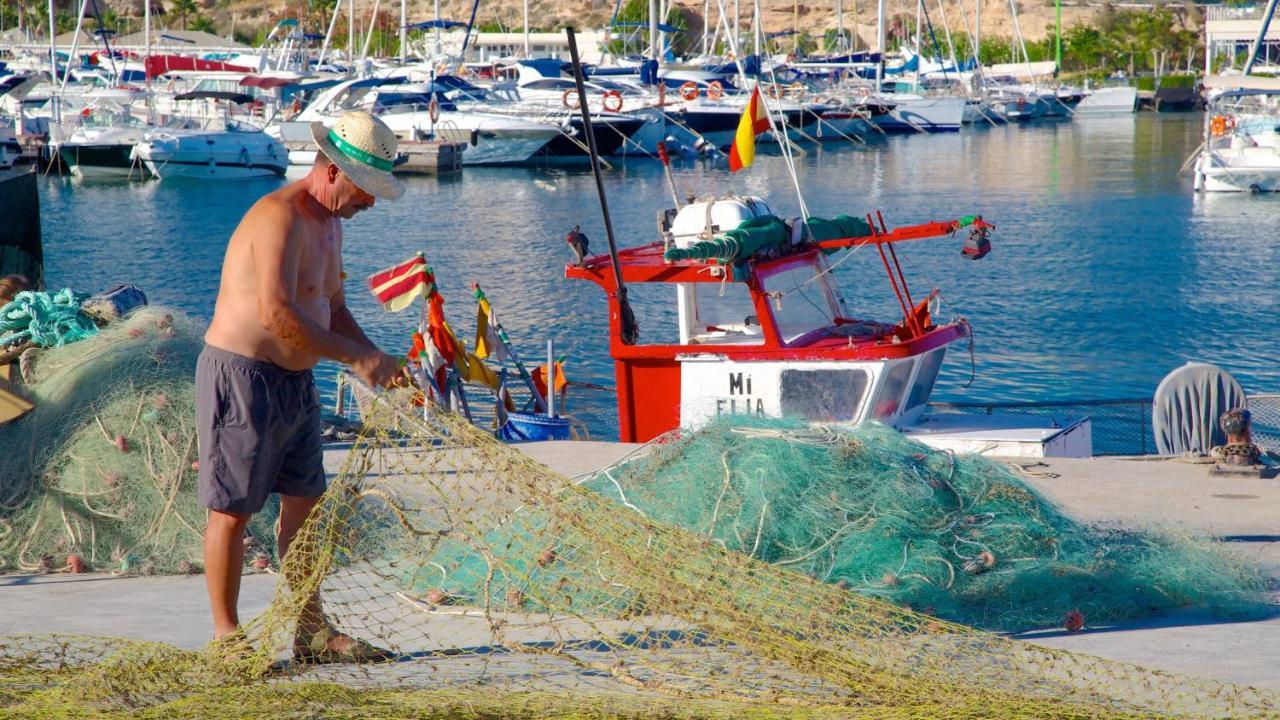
[566,195,994,442]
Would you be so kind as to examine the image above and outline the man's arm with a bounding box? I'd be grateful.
[329,288,379,352]
[252,203,400,386]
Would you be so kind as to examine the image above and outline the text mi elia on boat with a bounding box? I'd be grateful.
[567,196,1092,457]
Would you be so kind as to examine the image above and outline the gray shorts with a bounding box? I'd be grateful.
[196,345,325,514]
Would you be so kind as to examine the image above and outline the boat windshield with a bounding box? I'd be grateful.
[761,262,839,344]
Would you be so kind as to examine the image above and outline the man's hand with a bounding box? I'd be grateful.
[352,350,405,389]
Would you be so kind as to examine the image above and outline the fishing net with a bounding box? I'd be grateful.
[583,418,1269,632]
[2,390,1277,719]
[0,307,277,575]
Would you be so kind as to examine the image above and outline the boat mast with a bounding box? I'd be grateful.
[1054,0,1062,71]
[400,0,407,65]
[361,0,381,61]
[319,1,341,68]
[875,0,885,87]
[703,0,711,56]
[836,0,843,52]
[523,0,530,56]
[1243,0,1279,75]
[434,0,442,56]
[914,0,922,86]
[47,0,55,83]
[349,0,356,67]
[734,0,740,55]
[974,0,981,88]
[650,0,660,60]
[144,0,151,64]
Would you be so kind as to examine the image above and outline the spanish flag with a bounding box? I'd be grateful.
[728,86,771,173]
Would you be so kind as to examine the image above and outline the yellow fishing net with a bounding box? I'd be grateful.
[1,386,1277,719]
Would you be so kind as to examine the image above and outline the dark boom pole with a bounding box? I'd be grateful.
[565,27,639,345]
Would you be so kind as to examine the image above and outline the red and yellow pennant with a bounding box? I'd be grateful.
[368,253,434,312]
[728,86,771,173]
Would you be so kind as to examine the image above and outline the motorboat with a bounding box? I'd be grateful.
[288,77,561,166]
[55,91,154,179]
[566,195,995,442]
[133,91,286,180]
[1075,86,1138,115]
[1194,80,1280,193]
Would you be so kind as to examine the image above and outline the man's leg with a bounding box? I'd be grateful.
[278,494,350,652]
[204,509,253,639]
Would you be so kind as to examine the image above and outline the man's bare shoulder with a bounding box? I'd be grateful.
[236,182,311,239]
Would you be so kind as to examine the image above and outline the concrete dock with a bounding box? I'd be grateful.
[1,443,1276,691]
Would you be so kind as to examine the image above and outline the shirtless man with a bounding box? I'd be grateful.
[198,112,405,661]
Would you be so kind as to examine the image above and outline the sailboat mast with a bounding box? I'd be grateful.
[434,0,442,56]
[349,0,355,64]
[523,0,530,56]
[400,0,407,64]
[876,0,885,86]
[1054,0,1061,70]
[47,0,55,82]
[703,0,710,55]
[836,0,843,52]
[650,0,659,59]
[144,0,151,62]
[1244,0,1280,74]
[734,0,740,54]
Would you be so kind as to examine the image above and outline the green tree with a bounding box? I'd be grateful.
[170,0,197,30]
[188,13,215,33]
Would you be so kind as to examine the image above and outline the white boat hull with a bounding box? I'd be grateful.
[1194,152,1280,192]
[135,129,287,180]
[1075,86,1138,115]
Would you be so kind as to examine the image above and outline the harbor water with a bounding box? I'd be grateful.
[38,113,1277,438]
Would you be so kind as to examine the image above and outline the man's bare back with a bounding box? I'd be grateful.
[206,181,343,371]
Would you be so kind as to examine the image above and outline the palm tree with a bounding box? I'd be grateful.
[170,0,196,30]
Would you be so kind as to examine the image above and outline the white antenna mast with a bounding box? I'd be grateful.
[713,0,810,219]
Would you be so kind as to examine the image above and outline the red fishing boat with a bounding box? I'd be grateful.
[566,195,997,443]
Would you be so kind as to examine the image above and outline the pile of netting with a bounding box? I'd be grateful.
[576,419,1270,632]
[2,392,1276,719]
[0,308,277,575]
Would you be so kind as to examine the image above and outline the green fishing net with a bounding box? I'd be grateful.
[0,308,277,575]
[399,417,1268,633]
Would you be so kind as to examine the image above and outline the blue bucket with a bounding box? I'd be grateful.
[499,412,572,442]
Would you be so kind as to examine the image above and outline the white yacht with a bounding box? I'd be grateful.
[133,91,286,180]
[1194,79,1280,193]
[287,77,560,166]
[54,90,154,179]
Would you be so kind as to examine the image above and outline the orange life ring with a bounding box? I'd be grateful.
[287,96,303,119]
[602,89,623,112]
[788,82,806,99]
[428,96,440,123]
[707,80,724,101]
[765,83,783,99]
[561,88,581,109]
[679,81,700,101]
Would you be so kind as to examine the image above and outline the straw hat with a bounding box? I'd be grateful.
[310,111,404,201]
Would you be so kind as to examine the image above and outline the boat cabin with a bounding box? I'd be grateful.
[567,196,987,442]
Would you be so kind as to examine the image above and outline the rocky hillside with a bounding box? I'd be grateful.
[100,0,1122,47]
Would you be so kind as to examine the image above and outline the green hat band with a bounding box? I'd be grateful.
[327,129,394,172]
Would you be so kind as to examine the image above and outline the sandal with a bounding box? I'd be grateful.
[293,625,396,665]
